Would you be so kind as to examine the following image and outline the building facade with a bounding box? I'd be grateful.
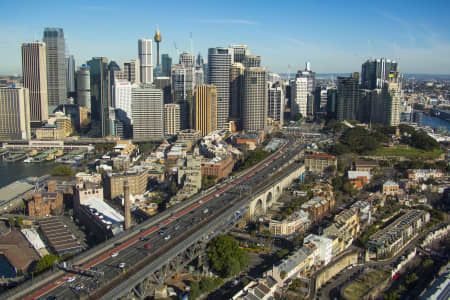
[336,73,360,121]
[242,67,268,131]
[230,62,245,121]
[138,38,153,84]
[0,87,31,140]
[305,153,337,172]
[65,55,75,96]
[131,87,163,140]
[291,77,308,118]
[361,58,398,90]
[194,85,217,136]
[268,82,284,123]
[123,59,140,84]
[76,64,91,109]
[164,103,181,135]
[200,155,234,180]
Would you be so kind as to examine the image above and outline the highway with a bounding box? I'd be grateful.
[19,138,307,300]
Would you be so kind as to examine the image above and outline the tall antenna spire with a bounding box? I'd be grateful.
[190,32,193,54]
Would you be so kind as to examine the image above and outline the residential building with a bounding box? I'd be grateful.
[383,181,400,196]
[269,210,310,237]
[0,87,31,140]
[65,55,75,97]
[361,58,399,90]
[383,71,402,126]
[164,103,181,135]
[138,38,153,83]
[194,85,217,136]
[336,73,360,121]
[268,82,284,123]
[123,59,140,84]
[208,47,233,129]
[348,171,372,189]
[304,234,333,265]
[296,63,316,116]
[354,160,378,172]
[76,64,91,109]
[324,208,360,250]
[104,167,149,199]
[43,28,67,109]
[131,87,163,140]
[305,153,337,172]
[21,41,48,125]
[242,67,268,131]
[301,195,335,223]
[200,155,234,180]
[407,169,444,182]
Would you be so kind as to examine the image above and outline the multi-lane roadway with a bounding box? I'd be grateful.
[21,138,308,300]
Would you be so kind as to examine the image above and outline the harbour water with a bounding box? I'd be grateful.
[0,160,56,189]
[419,113,450,132]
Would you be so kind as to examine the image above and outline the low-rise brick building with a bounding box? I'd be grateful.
[200,155,234,180]
[27,181,64,217]
[305,153,337,172]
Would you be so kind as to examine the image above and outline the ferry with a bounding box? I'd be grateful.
[4,151,27,162]
[24,157,33,163]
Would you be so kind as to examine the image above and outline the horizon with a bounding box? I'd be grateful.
[1,0,450,75]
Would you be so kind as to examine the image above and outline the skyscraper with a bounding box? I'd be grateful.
[336,73,360,121]
[268,82,284,123]
[230,44,249,63]
[208,47,233,129]
[131,87,163,140]
[123,59,140,84]
[179,51,195,68]
[76,64,91,109]
[230,62,244,120]
[361,58,398,90]
[242,67,268,131]
[87,57,108,132]
[138,38,153,84]
[113,80,136,122]
[164,103,180,135]
[195,68,204,86]
[161,54,172,77]
[296,63,316,116]
[326,88,337,119]
[43,28,67,109]
[171,64,195,129]
[382,71,402,126]
[243,55,261,68]
[290,77,308,118]
[21,41,48,125]
[0,87,31,140]
[66,55,75,97]
[194,85,217,136]
[154,77,172,104]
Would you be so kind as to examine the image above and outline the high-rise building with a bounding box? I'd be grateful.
[195,68,204,86]
[230,62,244,120]
[154,77,172,104]
[383,71,402,126]
[76,64,91,109]
[164,103,180,135]
[138,38,153,84]
[194,85,217,136]
[326,88,337,119]
[0,87,31,140]
[243,55,261,68]
[242,67,268,131]
[43,28,67,109]
[131,87,163,140]
[230,44,249,63]
[361,58,398,90]
[314,86,322,115]
[87,57,108,135]
[336,73,360,121]
[171,64,195,129]
[268,72,281,83]
[66,55,75,97]
[179,51,195,68]
[123,59,140,84]
[113,80,136,122]
[268,82,284,123]
[296,63,316,116]
[290,77,308,118]
[161,54,172,77]
[208,47,233,129]
[21,41,48,125]
[107,62,126,135]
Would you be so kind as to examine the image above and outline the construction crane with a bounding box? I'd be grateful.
[173,42,180,57]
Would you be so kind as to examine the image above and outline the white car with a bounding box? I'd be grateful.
[66,277,75,283]
[111,252,119,257]
[164,235,171,240]
[118,263,126,268]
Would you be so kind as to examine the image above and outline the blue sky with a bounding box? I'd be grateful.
[1,0,450,75]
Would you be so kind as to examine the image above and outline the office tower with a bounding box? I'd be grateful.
[161,54,172,77]
[383,71,402,126]
[195,68,204,86]
[197,53,204,68]
[43,28,67,109]
[194,85,217,136]
[290,77,308,118]
[123,59,140,84]
[314,86,322,115]
[107,61,125,117]
[113,80,135,122]
[164,103,180,135]
[208,47,233,129]
[131,87,163,140]
[0,87,31,140]
[242,67,268,131]
[230,62,244,120]
[87,57,108,129]
[76,64,91,109]
[66,55,75,97]
[230,44,249,63]
[268,82,284,123]
[171,64,195,129]
[243,55,261,68]
[154,30,162,66]
[361,58,398,90]
[268,72,281,83]
[138,38,153,84]
[21,42,48,125]
[296,62,316,116]
[154,77,172,104]
[336,73,360,121]
[326,88,337,119]
[124,180,131,230]
[180,51,195,67]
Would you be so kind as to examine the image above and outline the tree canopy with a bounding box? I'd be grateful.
[399,124,439,151]
[207,235,248,277]
[52,165,75,177]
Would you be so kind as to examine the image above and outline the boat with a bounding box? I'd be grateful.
[4,151,27,162]
[24,157,33,163]
[27,149,38,157]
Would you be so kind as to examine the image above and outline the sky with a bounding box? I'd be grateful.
[1,0,450,75]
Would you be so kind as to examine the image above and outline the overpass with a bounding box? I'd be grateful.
[7,139,310,300]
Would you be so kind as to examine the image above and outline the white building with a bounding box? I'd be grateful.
[132,87,163,140]
[123,59,140,84]
[164,103,180,135]
[291,77,308,117]
[304,234,333,266]
[114,80,136,121]
[0,87,31,140]
[138,38,153,84]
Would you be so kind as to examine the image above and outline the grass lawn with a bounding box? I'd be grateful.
[371,145,442,159]
[342,269,389,300]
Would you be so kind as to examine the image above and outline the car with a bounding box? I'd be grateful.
[175,225,180,231]
[110,252,119,257]
[140,236,146,241]
[118,263,126,268]
[159,230,165,235]
[164,235,171,240]
[66,277,75,283]
[145,243,151,249]
[157,222,163,227]
[198,200,203,204]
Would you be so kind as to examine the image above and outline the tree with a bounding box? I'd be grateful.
[207,235,248,277]
[280,270,287,280]
[52,165,75,177]
[34,254,59,274]
[16,217,23,227]
[190,281,201,300]
[8,217,15,227]
[170,181,178,195]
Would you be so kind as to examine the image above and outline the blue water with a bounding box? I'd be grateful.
[420,113,450,132]
[0,255,16,278]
